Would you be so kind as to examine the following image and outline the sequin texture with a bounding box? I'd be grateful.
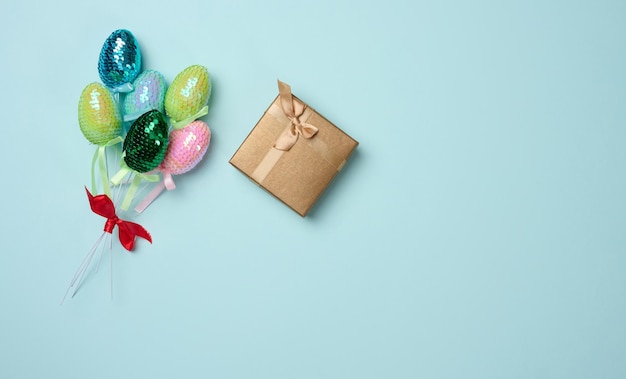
[123,70,167,117]
[164,65,211,122]
[159,120,211,175]
[78,82,122,145]
[123,110,168,173]
[98,29,142,90]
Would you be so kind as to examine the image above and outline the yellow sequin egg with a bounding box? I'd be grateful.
[78,82,122,145]
[164,65,211,123]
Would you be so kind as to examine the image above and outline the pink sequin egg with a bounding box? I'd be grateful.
[159,120,211,175]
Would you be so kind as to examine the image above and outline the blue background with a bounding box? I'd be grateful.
[1,0,625,378]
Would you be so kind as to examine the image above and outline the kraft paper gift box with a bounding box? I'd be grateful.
[229,81,358,217]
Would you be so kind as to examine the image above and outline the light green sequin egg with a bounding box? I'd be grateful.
[164,65,211,122]
[78,82,122,145]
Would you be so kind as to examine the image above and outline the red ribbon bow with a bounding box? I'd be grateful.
[85,187,152,251]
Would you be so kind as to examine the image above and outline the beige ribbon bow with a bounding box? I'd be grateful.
[273,80,319,151]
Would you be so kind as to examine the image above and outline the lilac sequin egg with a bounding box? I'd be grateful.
[122,70,167,121]
[159,120,211,175]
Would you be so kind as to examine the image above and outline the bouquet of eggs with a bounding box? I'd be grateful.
[63,29,212,303]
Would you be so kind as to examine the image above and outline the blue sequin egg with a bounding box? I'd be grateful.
[122,70,167,121]
[98,29,141,92]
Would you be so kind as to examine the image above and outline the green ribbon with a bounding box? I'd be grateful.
[110,159,160,211]
[91,136,124,197]
[171,105,209,130]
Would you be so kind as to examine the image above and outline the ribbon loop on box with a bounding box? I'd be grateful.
[274,80,318,151]
[85,187,152,251]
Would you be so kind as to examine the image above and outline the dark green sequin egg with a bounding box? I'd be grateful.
[123,110,169,173]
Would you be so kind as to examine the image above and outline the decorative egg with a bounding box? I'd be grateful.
[123,110,169,173]
[164,65,211,122]
[78,82,122,145]
[98,29,142,91]
[122,70,167,121]
[159,120,211,175]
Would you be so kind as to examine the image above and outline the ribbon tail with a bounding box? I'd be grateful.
[91,137,123,196]
[140,173,161,183]
[98,146,112,197]
[117,220,152,251]
[135,181,166,214]
[277,80,295,118]
[163,172,176,190]
[171,105,209,130]
[120,175,143,211]
[134,172,174,213]
[91,148,99,195]
[85,187,117,219]
[110,165,131,186]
